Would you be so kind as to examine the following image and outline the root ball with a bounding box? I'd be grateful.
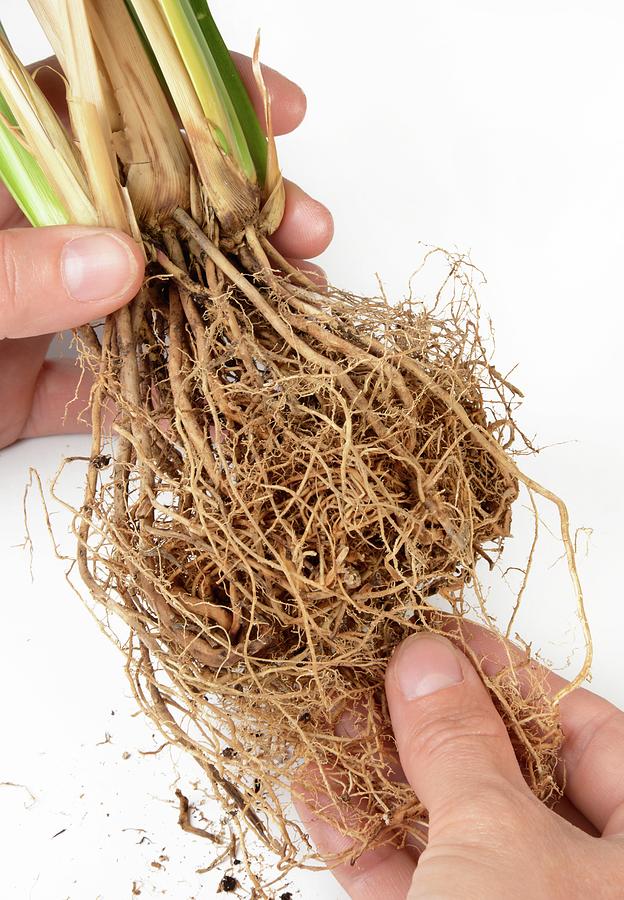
[73,218,570,876]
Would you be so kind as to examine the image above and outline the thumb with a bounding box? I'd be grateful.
[0,226,144,340]
[385,634,528,828]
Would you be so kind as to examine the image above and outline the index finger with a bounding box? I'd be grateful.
[293,766,418,900]
[230,52,307,136]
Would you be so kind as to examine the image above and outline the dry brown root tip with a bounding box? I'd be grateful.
[205,763,269,843]
[175,789,220,843]
[70,207,589,881]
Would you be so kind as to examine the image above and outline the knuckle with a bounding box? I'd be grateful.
[405,706,505,764]
[435,782,541,849]
[0,231,21,339]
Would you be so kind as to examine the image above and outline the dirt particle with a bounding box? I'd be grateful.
[217,874,238,892]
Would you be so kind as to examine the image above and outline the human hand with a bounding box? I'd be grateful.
[0,55,333,449]
[297,633,624,899]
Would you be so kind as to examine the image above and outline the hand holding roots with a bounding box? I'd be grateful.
[73,205,587,869]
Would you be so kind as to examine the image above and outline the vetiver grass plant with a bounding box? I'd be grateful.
[0,2,591,891]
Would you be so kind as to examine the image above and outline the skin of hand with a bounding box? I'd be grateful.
[296,632,624,900]
[0,54,333,450]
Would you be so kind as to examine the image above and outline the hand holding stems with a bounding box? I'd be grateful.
[0,56,333,449]
[297,630,624,899]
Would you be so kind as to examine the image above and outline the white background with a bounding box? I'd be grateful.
[1,1,624,898]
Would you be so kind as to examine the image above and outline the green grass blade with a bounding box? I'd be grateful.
[0,25,69,227]
[0,22,68,225]
[158,0,256,181]
[0,91,69,226]
[188,0,267,184]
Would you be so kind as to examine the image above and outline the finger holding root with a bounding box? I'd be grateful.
[293,763,420,898]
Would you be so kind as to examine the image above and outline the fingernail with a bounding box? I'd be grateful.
[62,233,138,302]
[295,261,327,288]
[393,635,464,701]
[301,262,327,281]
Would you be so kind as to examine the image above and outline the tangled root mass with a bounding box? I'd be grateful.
[72,211,564,877]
